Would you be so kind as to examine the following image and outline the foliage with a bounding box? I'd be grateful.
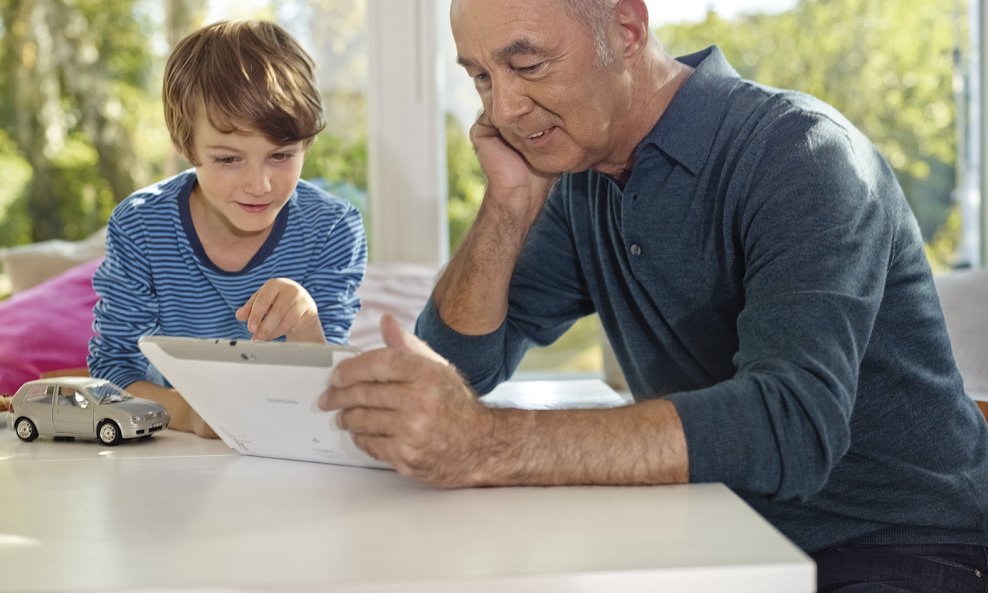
[0,0,972,278]
[301,132,368,192]
[925,206,964,274]
[445,113,485,253]
[0,129,32,246]
[657,0,966,267]
[0,0,151,244]
[45,134,118,240]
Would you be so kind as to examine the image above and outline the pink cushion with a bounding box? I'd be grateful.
[0,258,101,395]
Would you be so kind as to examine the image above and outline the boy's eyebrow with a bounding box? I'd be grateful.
[204,144,245,152]
[456,37,546,69]
[204,143,300,152]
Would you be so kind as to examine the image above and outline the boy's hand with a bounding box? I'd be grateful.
[236,278,326,343]
[125,381,218,439]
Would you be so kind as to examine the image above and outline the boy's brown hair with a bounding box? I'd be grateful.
[163,20,324,164]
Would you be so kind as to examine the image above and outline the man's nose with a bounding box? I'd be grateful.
[489,77,532,126]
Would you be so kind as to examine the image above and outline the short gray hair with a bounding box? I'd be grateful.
[561,0,616,66]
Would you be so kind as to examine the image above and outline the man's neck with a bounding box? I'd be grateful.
[603,47,693,185]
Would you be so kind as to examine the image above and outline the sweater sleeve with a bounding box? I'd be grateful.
[667,114,897,501]
[415,184,596,394]
[87,206,160,388]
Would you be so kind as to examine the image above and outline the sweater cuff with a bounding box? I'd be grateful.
[666,382,779,491]
[415,299,509,395]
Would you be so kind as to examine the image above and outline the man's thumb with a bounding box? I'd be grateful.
[380,313,448,365]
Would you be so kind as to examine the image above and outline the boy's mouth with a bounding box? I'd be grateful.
[237,202,271,213]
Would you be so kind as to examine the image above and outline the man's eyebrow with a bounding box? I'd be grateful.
[456,38,546,69]
[494,38,544,62]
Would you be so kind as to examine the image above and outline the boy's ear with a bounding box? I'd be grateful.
[173,143,197,167]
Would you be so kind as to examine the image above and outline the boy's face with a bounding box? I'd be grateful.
[189,112,305,237]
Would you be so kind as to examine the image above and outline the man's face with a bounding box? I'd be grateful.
[452,0,630,175]
[189,112,305,237]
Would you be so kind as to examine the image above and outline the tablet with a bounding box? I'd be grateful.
[138,335,390,469]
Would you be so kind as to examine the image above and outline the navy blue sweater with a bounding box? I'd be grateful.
[417,47,988,553]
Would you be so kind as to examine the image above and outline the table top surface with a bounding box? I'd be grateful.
[0,380,814,593]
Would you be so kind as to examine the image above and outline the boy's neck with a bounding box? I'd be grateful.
[188,184,272,273]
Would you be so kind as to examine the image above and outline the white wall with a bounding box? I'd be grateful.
[367,0,449,265]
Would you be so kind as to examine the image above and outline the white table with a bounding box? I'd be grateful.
[0,380,814,593]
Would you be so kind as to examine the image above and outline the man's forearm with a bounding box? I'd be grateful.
[475,399,690,486]
[432,192,546,335]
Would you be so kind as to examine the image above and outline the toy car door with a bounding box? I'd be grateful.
[52,386,95,436]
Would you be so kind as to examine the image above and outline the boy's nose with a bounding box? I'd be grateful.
[244,166,272,195]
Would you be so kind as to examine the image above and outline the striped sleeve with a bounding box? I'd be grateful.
[87,205,159,388]
[308,205,367,344]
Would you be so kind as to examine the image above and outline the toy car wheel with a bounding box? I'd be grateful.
[14,418,39,442]
[97,420,123,446]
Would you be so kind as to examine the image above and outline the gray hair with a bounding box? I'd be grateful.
[561,0,617,66]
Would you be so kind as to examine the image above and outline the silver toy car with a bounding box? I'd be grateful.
[7,377,170,445]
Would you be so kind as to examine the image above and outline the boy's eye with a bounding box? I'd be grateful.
[271,152,295,162]
[213,156,239,165]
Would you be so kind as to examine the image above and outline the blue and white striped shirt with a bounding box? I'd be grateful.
[88,170,367,389]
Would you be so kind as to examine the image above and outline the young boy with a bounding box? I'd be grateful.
[88,20,367,438]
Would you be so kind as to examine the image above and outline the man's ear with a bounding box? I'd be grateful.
[614,0,650,61]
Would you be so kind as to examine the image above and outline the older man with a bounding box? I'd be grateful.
[321,0,988,590]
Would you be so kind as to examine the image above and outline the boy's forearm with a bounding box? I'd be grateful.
[125,380,216,438]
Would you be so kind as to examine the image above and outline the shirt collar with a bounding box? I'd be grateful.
[636,46,742,176]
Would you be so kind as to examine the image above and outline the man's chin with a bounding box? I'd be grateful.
[515,150,575,176]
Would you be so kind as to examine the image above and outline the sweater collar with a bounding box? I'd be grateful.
[636,46,742,176]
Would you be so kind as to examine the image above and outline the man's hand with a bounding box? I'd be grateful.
[471,111,557,221]
[318,314,497,487]
[236,278,325,343]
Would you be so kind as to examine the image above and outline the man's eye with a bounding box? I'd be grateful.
[516,62,546,74]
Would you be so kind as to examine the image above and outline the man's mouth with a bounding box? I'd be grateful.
[528,128,550,140]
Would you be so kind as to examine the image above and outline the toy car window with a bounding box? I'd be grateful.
[57,390,89,409]
[23,389,53,406]
[89,382,132,404]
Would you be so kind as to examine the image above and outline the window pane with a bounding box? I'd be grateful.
[653,0,974,272]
